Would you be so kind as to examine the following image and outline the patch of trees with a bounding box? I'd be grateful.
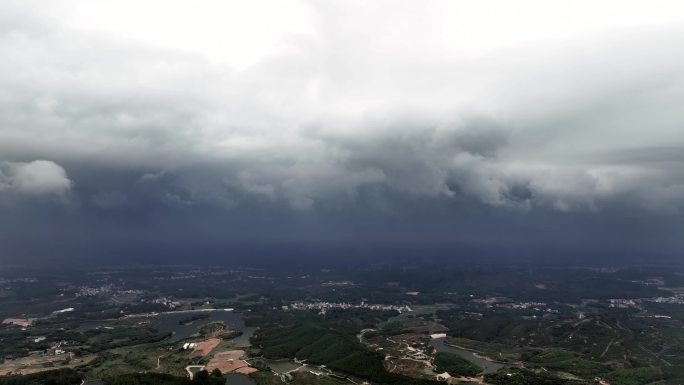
[77,327,171,353]
[524,348,605,376]
[178,314,210,325]
[253,323,440,384]
[484,368,592,385]
[0,368,81,385]
[603,366,668,385]
[103,369,223,385]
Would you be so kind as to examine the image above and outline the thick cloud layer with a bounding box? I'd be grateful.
[1,1,683,263]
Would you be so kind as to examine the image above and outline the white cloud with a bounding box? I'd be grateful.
[0,160,72,196]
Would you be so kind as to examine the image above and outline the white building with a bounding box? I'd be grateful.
[436,372,451,381]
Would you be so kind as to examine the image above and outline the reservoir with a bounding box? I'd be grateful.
[79,310,255,346]
[154,310,250,343]
[429,338,505,374]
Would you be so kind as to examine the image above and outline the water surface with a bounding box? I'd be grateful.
[154,310,248,343]
[263,359,300,374]
[429,338,505,374]
[78,310,255,345]
[224,374,256,385]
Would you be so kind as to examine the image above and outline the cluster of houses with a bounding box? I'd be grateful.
[647,293,684,304]
[75,285,143,298]
[608,294,684,309]
[2,318,32,328]
[45,340,70,356]
[608,298,641,309]
[283,301,412,313]
[150,297,181,309]
[75,285,115,297]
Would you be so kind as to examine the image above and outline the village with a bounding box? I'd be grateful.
[283,301,412,314]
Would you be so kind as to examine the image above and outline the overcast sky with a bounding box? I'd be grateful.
[1,1,683,264]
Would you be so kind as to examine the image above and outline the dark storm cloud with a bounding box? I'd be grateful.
[1,1,683,262]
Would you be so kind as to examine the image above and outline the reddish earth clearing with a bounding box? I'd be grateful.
[205,350,257,374]
[191,338,221,357]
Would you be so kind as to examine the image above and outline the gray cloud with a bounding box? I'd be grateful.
[0,1,683,261]
[91,190,127,209]
[1,7,683,215]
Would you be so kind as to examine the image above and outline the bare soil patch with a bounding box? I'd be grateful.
[205,350,256,374]
[191,338,221,357]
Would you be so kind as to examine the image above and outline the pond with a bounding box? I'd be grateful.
[264,359,300,374]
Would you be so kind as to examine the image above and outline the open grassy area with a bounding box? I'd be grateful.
[0,352,96,377]
[484,368,593,385]
[604,367,664,385]
[251,371,353,385]
[525,348,606,376]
